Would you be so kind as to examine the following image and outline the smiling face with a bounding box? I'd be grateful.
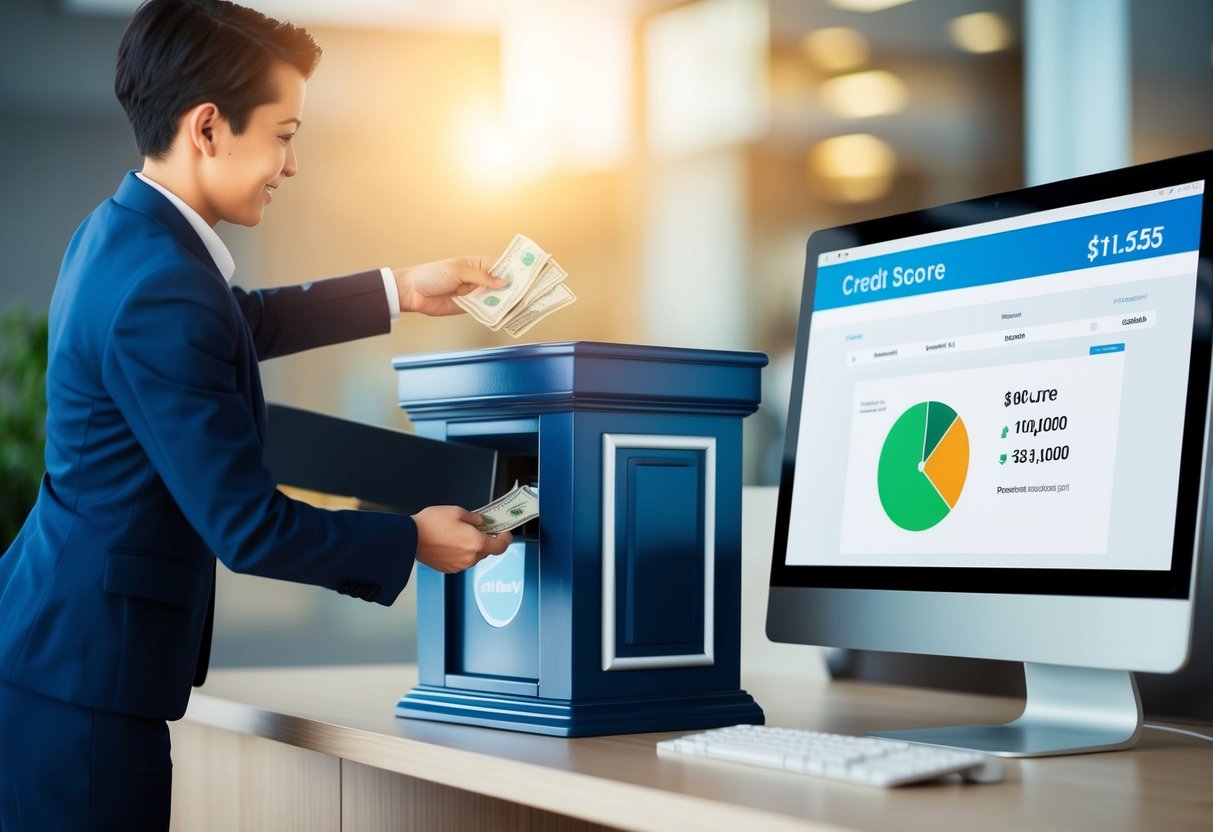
[197,60,306,227]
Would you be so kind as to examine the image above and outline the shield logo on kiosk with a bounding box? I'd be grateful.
[472,541,526,628]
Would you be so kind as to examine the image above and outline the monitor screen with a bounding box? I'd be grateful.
[767,152,1213,755]
[772,151,1212,603]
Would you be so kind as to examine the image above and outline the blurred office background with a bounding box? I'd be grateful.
[0,0,1210,669]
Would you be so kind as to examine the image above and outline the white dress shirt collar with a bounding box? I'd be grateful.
[135,172,236,283]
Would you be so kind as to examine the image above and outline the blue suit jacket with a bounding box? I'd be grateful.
[0,172,417,720]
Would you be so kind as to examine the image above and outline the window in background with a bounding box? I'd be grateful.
[748,0,1212,486]
[749,0,1024,483]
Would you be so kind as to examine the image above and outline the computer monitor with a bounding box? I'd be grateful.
[768,150,1213,757]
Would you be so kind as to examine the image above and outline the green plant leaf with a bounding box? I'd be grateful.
[0,303,49,547]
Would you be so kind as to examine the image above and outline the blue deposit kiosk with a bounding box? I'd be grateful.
[393,342,767,736]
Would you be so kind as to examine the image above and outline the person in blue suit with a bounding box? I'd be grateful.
[0,1,514,828]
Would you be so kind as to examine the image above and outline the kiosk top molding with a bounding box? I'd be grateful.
[393,341,769,420]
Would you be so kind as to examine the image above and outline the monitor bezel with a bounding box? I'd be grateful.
[770,150,1213,601]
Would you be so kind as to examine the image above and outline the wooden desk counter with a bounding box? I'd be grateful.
[170,664,1213,832]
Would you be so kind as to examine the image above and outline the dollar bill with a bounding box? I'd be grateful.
[454,234,549,328]
[502,283,578,339]
[491,257,569,331]
[474,480,539,534]
[457,235,578,337]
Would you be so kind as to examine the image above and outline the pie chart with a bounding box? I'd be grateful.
[877,401,969,531]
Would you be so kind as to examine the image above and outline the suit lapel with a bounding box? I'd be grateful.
[112,172,268,445]
[112,172,222,281]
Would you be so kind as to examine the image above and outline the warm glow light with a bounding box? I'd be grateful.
[455,96,548,190]
[818,69,908,118]
[800,27,870,73]
[501,3,632,172]
[828,0,915,12]
[807,133,897,202]
[948,12,1014,54]
[452,2,635,186]
[645,0,770,156]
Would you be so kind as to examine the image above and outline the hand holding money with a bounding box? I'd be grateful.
[474,481,540,534]
[392,256,509,318]
[454,234,577,337]
[412,504,513,573]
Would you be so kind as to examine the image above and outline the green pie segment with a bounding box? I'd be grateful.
[878,402,962,531]
[923,401,958,460]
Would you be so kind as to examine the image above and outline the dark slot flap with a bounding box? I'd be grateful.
[263,403,497,514]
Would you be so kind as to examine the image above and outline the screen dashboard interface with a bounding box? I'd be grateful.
[786,177,1206,573]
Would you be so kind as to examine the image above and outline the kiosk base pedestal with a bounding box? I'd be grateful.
[397,685,764,738]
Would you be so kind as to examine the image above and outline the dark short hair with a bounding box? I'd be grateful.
[115,0,322,158]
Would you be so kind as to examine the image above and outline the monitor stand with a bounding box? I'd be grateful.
[867,662,1143,757]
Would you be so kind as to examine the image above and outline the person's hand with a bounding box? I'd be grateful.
[411,505,513,573]
[393,257,506,317]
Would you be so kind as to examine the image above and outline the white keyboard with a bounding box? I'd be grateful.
[657,724,1002,787]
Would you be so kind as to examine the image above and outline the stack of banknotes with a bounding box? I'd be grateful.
[474,480,539,534]
[454,234,577,338]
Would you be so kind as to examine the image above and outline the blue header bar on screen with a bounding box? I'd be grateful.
[813,194,1204,310]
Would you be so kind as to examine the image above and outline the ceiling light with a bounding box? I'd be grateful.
[948,12,1014,54]
[800,27,870,73]
[827,0,916,13]
[807,133,897,203]
[819,70,908,118]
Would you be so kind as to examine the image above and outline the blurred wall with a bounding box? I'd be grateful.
[0,1,136,311]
